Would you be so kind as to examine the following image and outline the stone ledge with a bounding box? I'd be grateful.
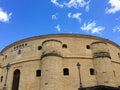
[41,51,62,59]
[78,85,120,90]
[93,52,111,59]
[42,39,62,45]
[91,42,107,45]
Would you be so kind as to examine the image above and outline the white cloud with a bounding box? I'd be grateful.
[52,14,57,20]
[0,8,12,23]
[113,26,120,32]
[55,24,61,32]
[51,0,90,11]
[68,12,82,22]
[51,0,63,8]
[64,0,90,10]
[81,21,105,34]
[106,0,120,14]
[85,5,89,12]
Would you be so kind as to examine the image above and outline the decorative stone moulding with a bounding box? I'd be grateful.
[93,52,111,59]
[42,39,62,45]
[91,41,107,45]
[80,85,120,90]
[41,50,62,59]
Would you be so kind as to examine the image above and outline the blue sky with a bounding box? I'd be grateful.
[0,0,120,51]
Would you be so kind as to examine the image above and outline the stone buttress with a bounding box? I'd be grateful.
[91,41,117,87]
[40,39,63,90]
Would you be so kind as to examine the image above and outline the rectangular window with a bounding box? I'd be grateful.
[36,70,41,77]
[90,68,95,75]
[63,68,69,75]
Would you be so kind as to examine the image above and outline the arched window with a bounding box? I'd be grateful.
[12,69,20,90]
[86,45,90,49]
[25,43,27,46]
[38,46,42,50]
[90,68,95,75]
[62,44,67,48]
[19,45,21,48]
[36,70,41,77]
[22,44,24,46]
[63,68,69,75]
[17,50,21,55]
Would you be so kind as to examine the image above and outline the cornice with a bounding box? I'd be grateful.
[1,34,120,53]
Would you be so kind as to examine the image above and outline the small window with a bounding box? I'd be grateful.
[22,44,24,46]
[18,50,21,55]
[38,46,42,50]
[19,45,21,48]
[1,76,3,82]
[63,68,69,75]
[90,68,95,75]
[25,43,27,46]
[118,53,120,58]
[86,45,90,49]
[62,44,67,48]
[36,70,41,77]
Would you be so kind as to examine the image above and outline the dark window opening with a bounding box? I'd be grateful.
[63,68,69,75]
[12,69,20,90]
[36,70,41,77]
[38,46,42,50]
[86,45,90,49]
[19,45,21,48]
[1,76,3,82]
[62,44,67,48]
[18,50,21,55]
[90,68,95,75]
[25,43,27,46]
[118,53,120,58]
[22,44,24,46]
[14,43,28,50]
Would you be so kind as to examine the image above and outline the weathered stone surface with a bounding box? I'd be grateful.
[0,34,120,90]
[93,52,111,59]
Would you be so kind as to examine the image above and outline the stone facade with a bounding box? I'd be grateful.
[0,34,120,90]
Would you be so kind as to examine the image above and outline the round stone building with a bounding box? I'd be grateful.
[0,34,120,90]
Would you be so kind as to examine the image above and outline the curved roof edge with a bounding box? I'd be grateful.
[1,34,120,53]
